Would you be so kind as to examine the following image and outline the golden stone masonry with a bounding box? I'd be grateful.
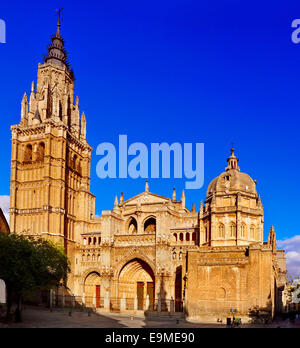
[8,19,287,320]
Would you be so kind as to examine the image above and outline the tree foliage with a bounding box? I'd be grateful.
[0,232,70,320]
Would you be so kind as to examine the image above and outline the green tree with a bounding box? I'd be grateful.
[0,232,70,322]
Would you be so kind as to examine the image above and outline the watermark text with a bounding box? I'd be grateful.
[0,19,6,44]
[292,19,300,44]
[96,135,204,190]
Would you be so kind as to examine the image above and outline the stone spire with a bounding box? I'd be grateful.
[268,225,276,252]
[113,195,120,213]
[181,189,185,208]
[80,112,87,140]
[172,187,176,200]
[226,147,240,171]
[31,81,35,94]
[145,180,149,193]
[200,200,203,217]
[120,192,124,204]
[191,202,196,213]
[21,93,28,122]
[29,81,35,114]
[44,14,71,72]
[56,11,62,38]
[114,195,119,207]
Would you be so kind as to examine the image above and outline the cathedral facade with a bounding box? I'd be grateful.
[9,19,287,319]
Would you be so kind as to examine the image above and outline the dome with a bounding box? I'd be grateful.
[206,149,257,198]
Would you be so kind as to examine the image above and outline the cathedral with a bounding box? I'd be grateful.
[9,18,287,319]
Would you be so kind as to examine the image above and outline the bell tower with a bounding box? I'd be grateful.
[9,17,94,252]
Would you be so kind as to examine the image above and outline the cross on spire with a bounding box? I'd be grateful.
[56,8,63,21]
[55,8,63,36]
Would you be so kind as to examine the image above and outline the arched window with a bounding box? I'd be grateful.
[88,237,92,245]
[173,233,177,242]
[173,252,177,260]
[98,237,101,245]
[128,217,138,234]
[186,233,190,242]
[93,237,96,245]
[241,224,246,238]
[218,224,225,238]
[230,223,236,238]
[179,233,184,242]
[37,142,45,161]
[24,144,32,162]
[83,238,87,246]
[205,226,209,242]
[192,232,196,242]
[144,217,156,233]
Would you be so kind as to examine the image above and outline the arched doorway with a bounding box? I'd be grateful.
[84,272,101,307]
[175,266,183,312]
[118,258,155,310]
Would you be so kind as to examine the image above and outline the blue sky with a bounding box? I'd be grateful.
[0,1,300,274]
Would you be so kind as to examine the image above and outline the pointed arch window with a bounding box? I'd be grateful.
[241,224,246,238]
[37,142,45,162]
[144,217,156,234]
[218,224,225,238]
[230,223,236,238]
[24,144,33,162]
[128,217,138,234]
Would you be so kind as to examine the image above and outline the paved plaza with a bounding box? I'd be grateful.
[0,306,300,328]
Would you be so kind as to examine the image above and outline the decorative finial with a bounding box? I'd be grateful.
[226,145,240,171]
[120,192,124,204]
[200,200,203,215]
[145,180,149,192]
[191,202,196,212]
[268,225,276,251]
[80,112,87,140]
[181,189,185,208]
[172,187,176,200]
[231,142,235,156]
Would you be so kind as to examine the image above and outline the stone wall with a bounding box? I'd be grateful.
[186,245,275,319]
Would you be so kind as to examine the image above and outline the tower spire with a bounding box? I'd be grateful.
[44,10,72,72]
[56,8,63,38]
